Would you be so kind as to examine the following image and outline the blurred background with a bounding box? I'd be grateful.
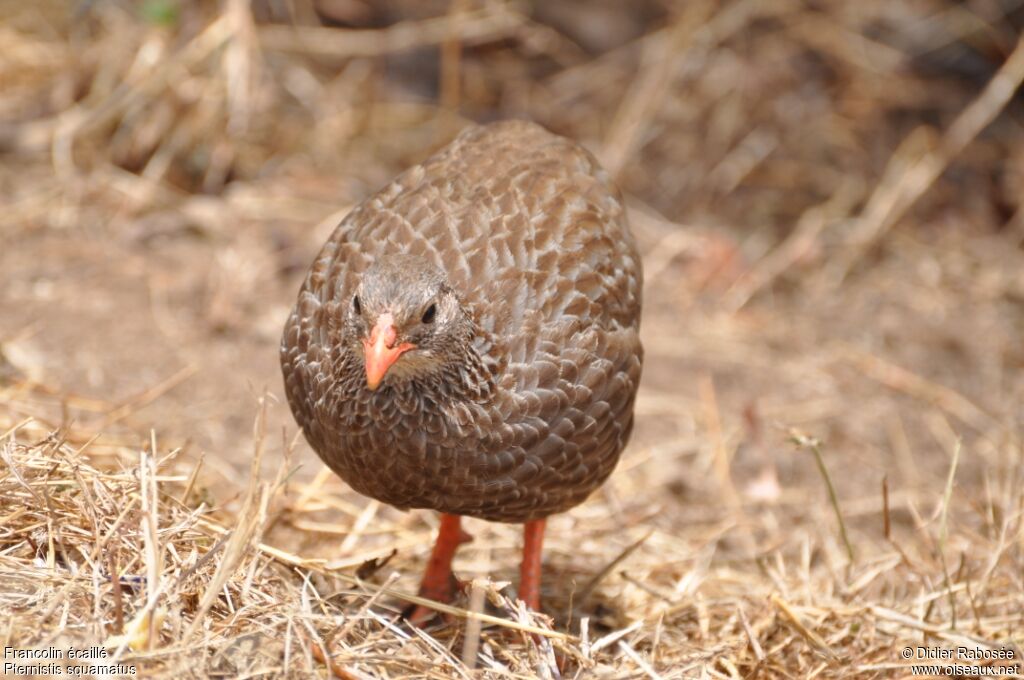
[1,0,1023,672]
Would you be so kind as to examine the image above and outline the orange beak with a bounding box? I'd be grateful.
[363,313,415,391]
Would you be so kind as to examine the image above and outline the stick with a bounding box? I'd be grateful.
[827,33,1024,284]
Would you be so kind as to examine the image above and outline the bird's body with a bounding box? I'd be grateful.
[281,120,642,612]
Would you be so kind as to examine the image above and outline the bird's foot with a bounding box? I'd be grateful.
[402,574,470,626]
[403,514,473,627]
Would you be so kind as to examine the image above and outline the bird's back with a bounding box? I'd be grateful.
[281,120,643,522]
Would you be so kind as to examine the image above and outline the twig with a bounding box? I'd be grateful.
[698,374,740,511]
[601,1,715,176]
[575,530,652,606]
[738,604,765,662]
[106,550,124,635]
[770,594,839,661]
[617,640,664,680]
[139,444,162,651]
[305,633,359,680]
[258,7,524,58]
[937,439,962,630]
[827,33,1024,283]
[460,578,488,670]
[882,476,891,542]
[100,365,197,428]
[723,181,860,311]
[788,430,855,564]
[845,348,997,433]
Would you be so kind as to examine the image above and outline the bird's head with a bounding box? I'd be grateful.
[344,254,470,391]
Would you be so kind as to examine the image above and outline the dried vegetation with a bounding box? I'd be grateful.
[1,0,1023,677]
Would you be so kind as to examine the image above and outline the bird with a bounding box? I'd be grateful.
[280,120,643,621]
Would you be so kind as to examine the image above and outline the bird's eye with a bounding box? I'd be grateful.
[421,303,437,324]
[352,295,361,315]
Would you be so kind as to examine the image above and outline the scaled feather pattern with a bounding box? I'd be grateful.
[281,121,643,522]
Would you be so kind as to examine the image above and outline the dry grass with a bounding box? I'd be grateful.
[2,0,1024,677]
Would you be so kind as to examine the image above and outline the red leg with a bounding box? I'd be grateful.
[519,519,546,611]
[407,513,468,624]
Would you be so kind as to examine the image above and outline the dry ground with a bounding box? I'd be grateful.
[1,1,1023,677]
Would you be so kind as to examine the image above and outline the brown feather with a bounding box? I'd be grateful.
[280,121,643,523]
